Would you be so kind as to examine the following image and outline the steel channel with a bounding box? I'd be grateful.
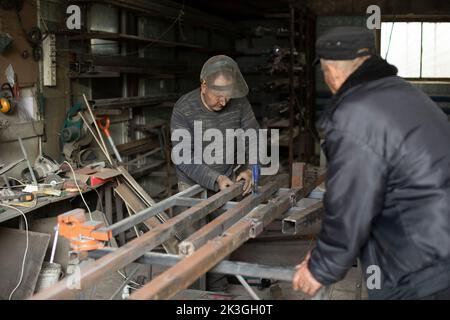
[179,180,281,256]
[282,202,324,235]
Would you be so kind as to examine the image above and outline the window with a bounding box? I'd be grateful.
[380,22,450,78]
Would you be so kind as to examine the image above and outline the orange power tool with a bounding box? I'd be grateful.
[58,209,112,252]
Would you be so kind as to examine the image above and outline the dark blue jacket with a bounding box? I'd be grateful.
[309,56,450,299]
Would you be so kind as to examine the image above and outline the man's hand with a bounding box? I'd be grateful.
[217,175,233,191]
[292,251,323,296]
[236,169,253,195]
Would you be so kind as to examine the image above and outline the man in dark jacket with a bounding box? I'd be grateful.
[292,26,450,299]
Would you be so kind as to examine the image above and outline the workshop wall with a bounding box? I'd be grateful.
[39,0,71,161]
[0,1,43,179]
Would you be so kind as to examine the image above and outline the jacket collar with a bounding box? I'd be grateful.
[323,55,398,120]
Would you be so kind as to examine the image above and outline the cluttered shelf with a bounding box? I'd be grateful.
[0,178,108,224]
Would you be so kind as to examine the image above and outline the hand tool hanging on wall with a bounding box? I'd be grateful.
[0,83,16,114]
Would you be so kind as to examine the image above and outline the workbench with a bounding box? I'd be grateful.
[0,183,106,224]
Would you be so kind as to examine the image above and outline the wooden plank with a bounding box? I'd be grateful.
[114,183,179,253]
[0,227,50,299]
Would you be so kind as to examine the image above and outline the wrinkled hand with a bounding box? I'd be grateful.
[292,251,322,296]
[217,175,233,191]
[236,169,253,195]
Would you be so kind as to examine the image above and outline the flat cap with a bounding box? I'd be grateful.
[314,26,376,64]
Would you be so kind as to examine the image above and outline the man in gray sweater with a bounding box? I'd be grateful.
[171,55,259,195]
[170,55,259,292]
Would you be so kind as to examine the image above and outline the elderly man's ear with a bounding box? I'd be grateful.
[200,82,207,95]
[321,62,341,94]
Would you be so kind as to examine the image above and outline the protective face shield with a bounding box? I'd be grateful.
[200,55,249,99]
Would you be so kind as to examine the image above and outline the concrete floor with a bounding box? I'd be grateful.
[90,219,368,300]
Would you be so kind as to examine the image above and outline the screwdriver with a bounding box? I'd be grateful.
[0,192,35,202]
[252,164,260,194]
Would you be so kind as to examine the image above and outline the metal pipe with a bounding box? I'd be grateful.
[282,202,324,235]
[179,180,281,256]
[129,177,322,300]
[29,183,242,300]
[88,248,296,282]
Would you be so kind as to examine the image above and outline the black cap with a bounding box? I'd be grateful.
[314,26,376,65]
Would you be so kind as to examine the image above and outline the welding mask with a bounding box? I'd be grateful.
[200,55,249,99]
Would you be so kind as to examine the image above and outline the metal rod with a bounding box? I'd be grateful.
[179,180,281,256]
[49,224,59,264]
[129,176,323,300]
[29,183,242,300]
[18,137,38,185]
[282,202,324,235]
[236,275,261,300]
[83,94,112,165]
[78,112,112,165]
[117,165,157,206]
[109,265,141,300]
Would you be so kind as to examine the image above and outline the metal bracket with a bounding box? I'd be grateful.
[243,217,263,238]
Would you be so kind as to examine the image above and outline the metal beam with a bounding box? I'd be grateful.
[282,202,324,235]
[88,248,295,282]
[178,180,281,256]
[129,176,323,300]
[29,183,243,300]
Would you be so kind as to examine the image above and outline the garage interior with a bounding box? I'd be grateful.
[0,0,449,300]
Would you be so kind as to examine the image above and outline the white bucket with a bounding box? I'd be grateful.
[35,262,62,292]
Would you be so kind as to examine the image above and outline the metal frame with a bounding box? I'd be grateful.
[30,164,325,300]
[129,172,323,300]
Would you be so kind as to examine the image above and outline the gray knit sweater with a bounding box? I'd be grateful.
[170,88,259,191]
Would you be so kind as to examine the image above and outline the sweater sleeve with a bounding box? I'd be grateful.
[170,106,221,191]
